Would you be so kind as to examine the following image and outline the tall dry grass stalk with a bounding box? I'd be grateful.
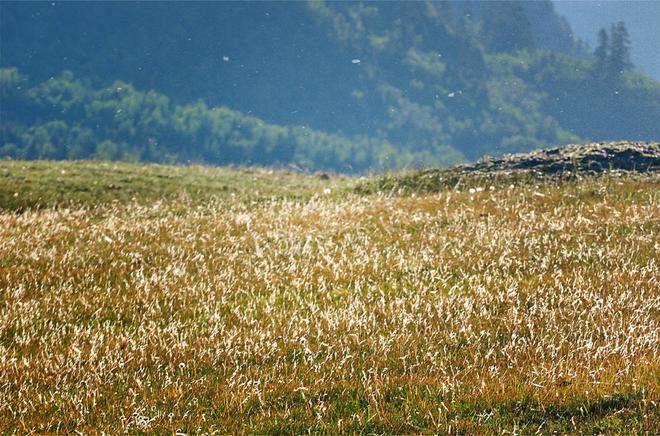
[0,177,658,432]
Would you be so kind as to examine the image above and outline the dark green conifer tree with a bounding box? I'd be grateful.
[594,28,609,69]
[609,21,632,75]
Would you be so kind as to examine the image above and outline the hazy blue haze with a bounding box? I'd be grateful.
[1,1,658,172]
[554,0,660,80]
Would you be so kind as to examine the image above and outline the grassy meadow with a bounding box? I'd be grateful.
[0,160,658,433]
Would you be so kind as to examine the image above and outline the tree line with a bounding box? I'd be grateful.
[1,68,410,172]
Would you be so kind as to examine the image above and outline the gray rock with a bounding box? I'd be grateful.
[458,142,660,176]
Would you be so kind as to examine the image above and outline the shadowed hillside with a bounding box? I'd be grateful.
[2,1,659,171]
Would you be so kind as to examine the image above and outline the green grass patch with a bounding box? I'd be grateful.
[0,159,347,211]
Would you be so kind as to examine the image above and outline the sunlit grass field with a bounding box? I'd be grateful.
[1,161,658,433]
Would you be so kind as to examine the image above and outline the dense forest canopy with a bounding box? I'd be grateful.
[1,1,659,172]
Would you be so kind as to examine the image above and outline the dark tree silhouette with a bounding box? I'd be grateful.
[593,22,632,80]
[594,28,609,69]
[609,21,632,75]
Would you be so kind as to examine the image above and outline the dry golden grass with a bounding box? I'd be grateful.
[0,172,658,433]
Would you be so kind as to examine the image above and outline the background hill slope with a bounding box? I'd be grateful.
[1,1,659,172]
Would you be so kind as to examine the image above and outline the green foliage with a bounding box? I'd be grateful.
[481,2,535,53]
[1,2,659,171]
[0,69,408,172]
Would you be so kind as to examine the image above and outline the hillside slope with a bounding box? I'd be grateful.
[360,141,660,194]
[2,1,659,171]
[3,141,658,212]
[0,160,343,212]
[1,157,658,433]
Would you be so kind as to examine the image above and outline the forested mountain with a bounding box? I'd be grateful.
[1,1,659,172]
[554,0,660,81]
